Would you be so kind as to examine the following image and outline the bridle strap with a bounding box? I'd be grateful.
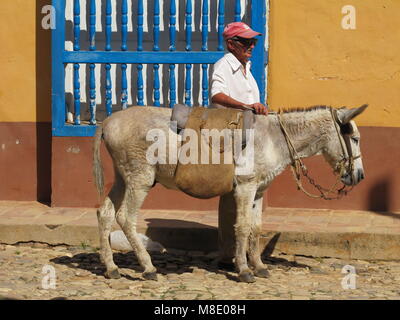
[330,109,349,162]
[330,108,360,185]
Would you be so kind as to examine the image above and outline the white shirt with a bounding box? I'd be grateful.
[210,52,260,106]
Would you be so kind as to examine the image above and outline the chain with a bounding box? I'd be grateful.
[291,159,354,200]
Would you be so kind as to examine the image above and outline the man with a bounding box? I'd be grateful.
[210,22,268,270]
[211,22,268,115]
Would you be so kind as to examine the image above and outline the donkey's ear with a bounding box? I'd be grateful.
[337,104,368,124]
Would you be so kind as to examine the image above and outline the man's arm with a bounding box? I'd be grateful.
[211,93,268,115]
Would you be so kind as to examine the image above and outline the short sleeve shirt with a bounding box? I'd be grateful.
[210,52,260,106]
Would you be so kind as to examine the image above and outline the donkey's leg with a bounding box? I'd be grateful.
[218,191,237,269]
[97,170,125,279]
[97,198,119,279]
[248,194,269,278]
[234,184,257,283]
[116,167,157,281]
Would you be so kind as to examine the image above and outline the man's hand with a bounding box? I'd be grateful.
[247,103,268,115]
[211,93,269,115]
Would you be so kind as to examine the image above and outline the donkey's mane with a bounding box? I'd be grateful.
[278,105,337,114]
[270,105,337,135]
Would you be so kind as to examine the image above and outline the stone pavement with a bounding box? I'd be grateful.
[0,201,400,300]
[0,243,400,300]
[0,201,399,260]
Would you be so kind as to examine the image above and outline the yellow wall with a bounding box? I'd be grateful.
[1,0,399,127]
[268,0,400,127]
[0,0,51,122]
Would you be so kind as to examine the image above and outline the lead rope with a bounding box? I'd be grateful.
[277,110,353,200]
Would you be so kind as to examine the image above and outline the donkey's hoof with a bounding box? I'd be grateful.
[105,269,121,279]
[254,268,270,278]
[238,271,256,283]
[143,272,158,281]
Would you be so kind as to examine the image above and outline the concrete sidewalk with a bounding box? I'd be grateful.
[0,201,399,260]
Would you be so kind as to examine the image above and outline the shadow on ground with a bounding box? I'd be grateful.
[50,229,309,283]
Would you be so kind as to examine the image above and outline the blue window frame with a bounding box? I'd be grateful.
[52,0,268,137]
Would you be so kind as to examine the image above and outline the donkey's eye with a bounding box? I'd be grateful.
[340,123,353,135]
[351,137,360,144]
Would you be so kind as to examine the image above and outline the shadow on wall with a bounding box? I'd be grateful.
[144,218,284,258]
[145,218,218,252]
[368,176,399,218]
[36,0,52,204]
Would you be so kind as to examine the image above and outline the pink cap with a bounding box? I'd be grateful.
[223,22,262,40]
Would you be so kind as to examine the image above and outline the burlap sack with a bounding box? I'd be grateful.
[174,107,244,199]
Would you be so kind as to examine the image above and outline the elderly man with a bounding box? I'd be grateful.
[211,22,268,115]
[211,22,268,270]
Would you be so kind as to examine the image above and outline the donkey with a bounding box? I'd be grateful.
[93,104,367,283]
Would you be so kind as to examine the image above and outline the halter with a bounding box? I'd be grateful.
[277,108,360,200]
[329,108,362,182]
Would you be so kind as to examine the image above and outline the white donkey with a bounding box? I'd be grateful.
[93,104,367,283]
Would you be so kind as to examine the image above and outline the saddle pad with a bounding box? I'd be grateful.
[174,106,244,199]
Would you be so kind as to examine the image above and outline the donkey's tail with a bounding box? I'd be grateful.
[93,125,104,198]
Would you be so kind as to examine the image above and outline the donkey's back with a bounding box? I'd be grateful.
[102,106,172,146]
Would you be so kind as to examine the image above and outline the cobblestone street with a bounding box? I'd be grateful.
[0,243,399,300]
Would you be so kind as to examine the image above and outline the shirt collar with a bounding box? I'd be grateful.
[225,52,252,73]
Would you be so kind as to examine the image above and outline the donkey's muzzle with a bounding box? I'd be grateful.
[341,169,365,186]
